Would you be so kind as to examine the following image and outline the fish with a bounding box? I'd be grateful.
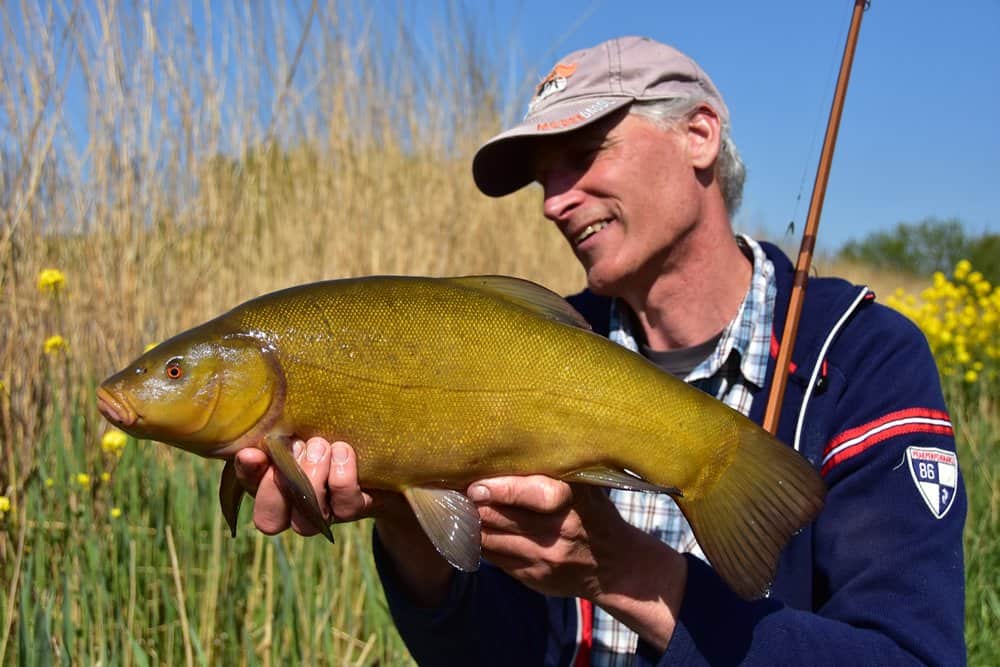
[96,275,825,599]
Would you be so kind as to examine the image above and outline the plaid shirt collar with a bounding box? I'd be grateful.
[607,234,776,391]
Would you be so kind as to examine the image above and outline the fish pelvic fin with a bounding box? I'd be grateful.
[403,486,482,572]
[677,427,826,600]
[220,458,244,538]
[563,467,681,496]
[263,434,335,543]
[447,275,591,330]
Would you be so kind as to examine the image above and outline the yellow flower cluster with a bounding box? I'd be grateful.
[0,496,10,515]
[887,260,999,385]
[37,268,66,293]
[44,335,67,355]
[101,429,128,457]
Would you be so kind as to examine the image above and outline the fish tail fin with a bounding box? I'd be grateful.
[676,428,826,600]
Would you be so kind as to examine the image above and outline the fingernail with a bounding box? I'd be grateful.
[332,442,350,465]
[307,439,326,463]
[292,439,305,460]
[469,484,490,502]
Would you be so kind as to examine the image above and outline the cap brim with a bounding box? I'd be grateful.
[472,97,633,198]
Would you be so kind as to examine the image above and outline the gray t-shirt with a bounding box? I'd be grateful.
[640,332,723,379]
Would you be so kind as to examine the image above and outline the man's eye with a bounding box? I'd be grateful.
[571,147,599,166]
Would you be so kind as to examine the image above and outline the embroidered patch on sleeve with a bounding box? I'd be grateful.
[906,446,958,519]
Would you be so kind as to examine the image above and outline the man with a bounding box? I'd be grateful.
[235,36,966,665]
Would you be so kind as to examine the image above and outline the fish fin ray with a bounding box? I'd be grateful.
[676,427,826,600]
[263,434,335,543]
[448,275,591,330]
[563,467,680,495]
[403,486,481,572]
[220,458,244,538]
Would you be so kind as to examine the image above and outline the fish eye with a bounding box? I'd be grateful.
[165,358,184,380]
[134,367,147,376]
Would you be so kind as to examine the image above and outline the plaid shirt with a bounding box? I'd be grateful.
[592,235,777,666]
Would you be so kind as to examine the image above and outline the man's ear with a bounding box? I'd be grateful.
[686,107,722,170]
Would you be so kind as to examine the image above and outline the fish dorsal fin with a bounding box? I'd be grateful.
[403,486,482,572]
[448,275,591,330]
[564,466,681,495]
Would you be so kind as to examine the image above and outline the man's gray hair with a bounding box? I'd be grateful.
[630,98,746,217]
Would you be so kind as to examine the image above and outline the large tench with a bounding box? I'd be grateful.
[96,275,825,599]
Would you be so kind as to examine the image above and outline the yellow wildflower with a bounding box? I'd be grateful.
[37,268,66,292]
[101,472,111,483]
[101,429,128,455]
[76,473,91,487]
[44,478,54,488]
[44,335,67,355]
[111,507,122,519]
[886,259,998,389]
[0,496,10,514]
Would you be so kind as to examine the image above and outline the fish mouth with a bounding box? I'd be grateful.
[96,386,137,427]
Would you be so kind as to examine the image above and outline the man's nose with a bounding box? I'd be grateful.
[540,170,583,222]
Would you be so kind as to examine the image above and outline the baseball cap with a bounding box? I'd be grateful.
[472,36,729,197]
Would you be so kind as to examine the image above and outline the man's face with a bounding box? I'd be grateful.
[532,109,706,297]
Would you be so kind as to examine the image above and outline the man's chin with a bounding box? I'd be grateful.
[584,269,622,297]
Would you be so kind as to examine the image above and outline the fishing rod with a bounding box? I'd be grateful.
[763,0,870,435]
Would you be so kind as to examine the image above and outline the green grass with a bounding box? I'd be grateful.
[1,395,412,666]
[952,387,1000,664]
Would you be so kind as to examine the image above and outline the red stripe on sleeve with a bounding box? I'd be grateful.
[573,598,593,667]
[821,408,953,476]
[824,408,951,454]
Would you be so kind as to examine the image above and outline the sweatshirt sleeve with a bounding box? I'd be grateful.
[372,527,555,666]
[640,308,967,667]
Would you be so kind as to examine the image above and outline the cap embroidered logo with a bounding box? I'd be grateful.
[530,62,578,110]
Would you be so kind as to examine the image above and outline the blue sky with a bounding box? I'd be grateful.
[442,0,1000,250]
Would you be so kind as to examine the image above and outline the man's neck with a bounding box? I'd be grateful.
[621,226,753,352]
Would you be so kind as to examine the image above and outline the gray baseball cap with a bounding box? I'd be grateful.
[472,36,729,197]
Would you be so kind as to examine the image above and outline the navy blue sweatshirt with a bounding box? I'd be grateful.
[373,242,967,666]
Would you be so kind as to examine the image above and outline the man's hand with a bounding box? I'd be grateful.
[468,475,687,651]
[234,438,380,535]
[468,475,625,599]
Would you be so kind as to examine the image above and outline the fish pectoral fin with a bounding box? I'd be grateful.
[563,467,681,496]
[447,275,591,330]
[220,458,245,538]
[403,486,481,572]
[263,434,335,544]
